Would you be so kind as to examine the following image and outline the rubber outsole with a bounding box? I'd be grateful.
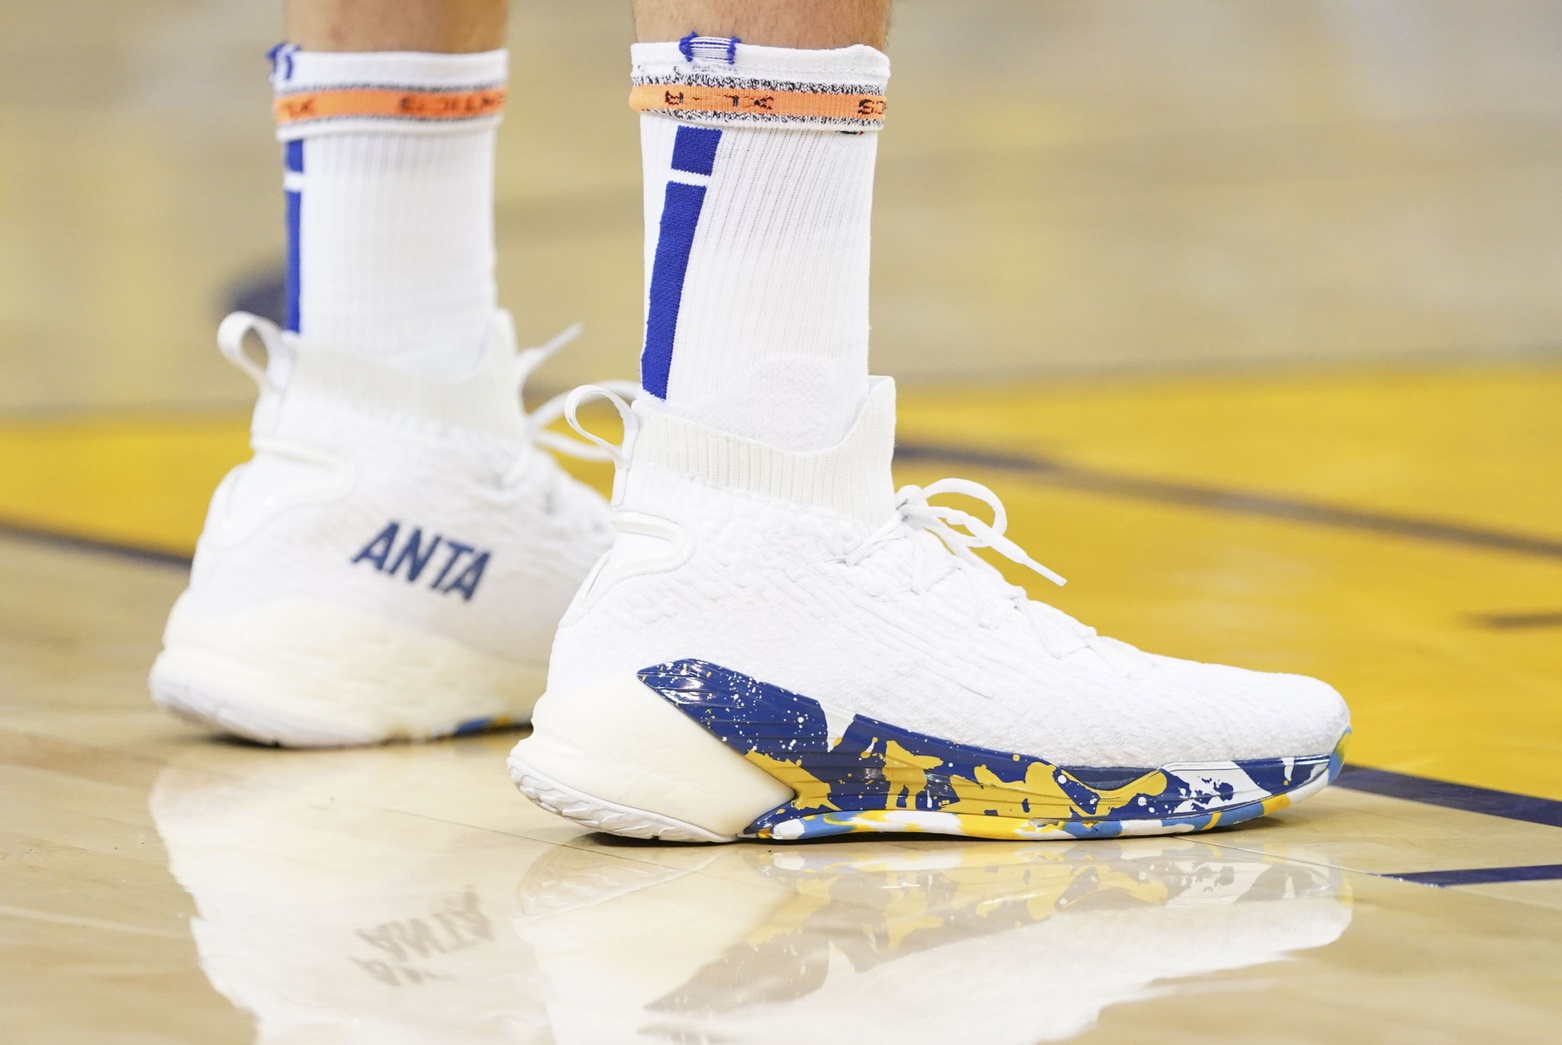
[151,594,547,748]
[512,659,1350,843]
[151,672,371,747]
[508,755,733,843]
[150,664,523,749]
[509,737,1346,844]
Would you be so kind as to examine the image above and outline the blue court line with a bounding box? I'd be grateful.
[1471,609,1562,629]
[1334,765,1562,829]
[1382,864,1562,888]
[896,441,1562,561]
[0,516,192,569]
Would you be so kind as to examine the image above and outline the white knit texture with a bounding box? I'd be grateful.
[153,309,614,742]
[549,390,1349,768]
[638,43,889,452]
[181,311,612,666]
[631,377,897,526]
[278,311,529,441]
[277,49,505,379]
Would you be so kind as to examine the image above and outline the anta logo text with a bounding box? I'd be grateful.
[351,521,490,601]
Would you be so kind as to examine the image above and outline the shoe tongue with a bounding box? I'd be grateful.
[629,377,898,526]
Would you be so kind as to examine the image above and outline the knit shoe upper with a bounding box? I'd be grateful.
[150,311,615,745]
[548,378,1349,770]
[519,378,1350,841]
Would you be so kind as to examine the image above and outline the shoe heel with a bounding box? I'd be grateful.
[508,674,792,842]
[152,595,546,746]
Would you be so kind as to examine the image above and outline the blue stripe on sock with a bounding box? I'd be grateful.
[641,181,707,397]
[670,125,721,176]
[284,141,302,333]
[641,126,722,398]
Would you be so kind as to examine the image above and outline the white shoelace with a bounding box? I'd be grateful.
[511,324,642,467]
[501,328,642,524]
[846,478,1067,587]
[846,478,1145,670]
[553,384,1145,673]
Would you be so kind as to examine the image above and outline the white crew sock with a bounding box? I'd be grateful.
[269,44,507,380]
[632,37,890,452]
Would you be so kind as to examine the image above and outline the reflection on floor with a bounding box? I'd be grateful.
[151,742,1351,1045]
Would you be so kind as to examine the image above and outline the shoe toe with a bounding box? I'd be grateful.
[1137,657,1349,764]
[1205,664,1349,762]
[1266,671,1351,759]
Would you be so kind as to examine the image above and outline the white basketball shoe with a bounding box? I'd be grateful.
[150,312,615,746]
[509,378,1351,841]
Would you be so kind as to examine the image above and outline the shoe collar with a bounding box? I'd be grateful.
[624,377,898,526]
[220,310,530,442]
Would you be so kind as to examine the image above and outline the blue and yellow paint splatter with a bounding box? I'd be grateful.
[639,660,1347,841]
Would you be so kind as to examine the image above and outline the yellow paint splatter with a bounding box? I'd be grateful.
[945,761,1168,819]
[881,740,943,809]
[1260,793,1292,817]
[746,752,840,811]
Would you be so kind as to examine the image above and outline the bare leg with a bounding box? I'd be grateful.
[286,0,507,53]
[632,0,890,49]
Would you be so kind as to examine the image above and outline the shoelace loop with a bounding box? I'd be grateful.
[877,481,1151,673]
[850,477,1067,589]
[217,312,288,392]
[560,383,639,466]
[514,325,642,464]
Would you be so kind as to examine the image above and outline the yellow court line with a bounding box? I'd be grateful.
[0,414,251,556]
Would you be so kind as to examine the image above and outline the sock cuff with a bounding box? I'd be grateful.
[627,377,897,525]
[270,44,508,140]
[630,38,889,131]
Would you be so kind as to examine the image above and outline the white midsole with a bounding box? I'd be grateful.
[152,595,546,744]
[509,674,794,838]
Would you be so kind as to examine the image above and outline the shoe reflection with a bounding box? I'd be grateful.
[151,750,554,1044]
[153,752,1350,1044]
[517,841,1352,1044]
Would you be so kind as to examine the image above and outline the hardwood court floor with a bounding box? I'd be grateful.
[5,1,1562,1040]
[4,365,1562,1043]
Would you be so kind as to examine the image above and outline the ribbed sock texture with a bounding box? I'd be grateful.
[633,40,890,452]
[270,46,507,380]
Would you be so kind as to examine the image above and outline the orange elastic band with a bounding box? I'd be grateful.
[629,83,885,123]
[274,87,507,127]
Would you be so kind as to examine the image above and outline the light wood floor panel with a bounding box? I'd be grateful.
[1463,880,1562,913]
